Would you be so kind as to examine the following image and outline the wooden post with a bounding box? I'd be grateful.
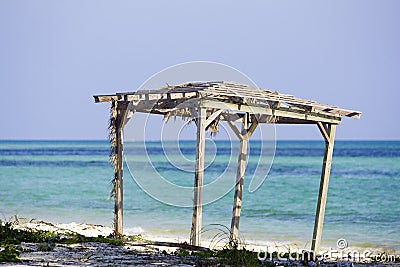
[190,107,206,246]
[114,102,129,237]
[311,123,337,253]
[230,114,248,241]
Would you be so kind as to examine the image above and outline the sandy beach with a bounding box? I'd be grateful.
[2,220,198,266]
[1,220,399,266]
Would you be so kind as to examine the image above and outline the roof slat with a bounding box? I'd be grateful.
[93,81,361,119]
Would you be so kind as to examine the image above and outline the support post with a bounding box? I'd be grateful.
[113,101,129,237]
[230,114,249,241]
[190,107,206,246]
[311,123,337,253]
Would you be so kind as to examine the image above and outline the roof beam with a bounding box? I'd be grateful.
[94,81,361,120]
[200,99,341,124]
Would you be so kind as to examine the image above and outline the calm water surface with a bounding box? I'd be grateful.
[0,140,399,251]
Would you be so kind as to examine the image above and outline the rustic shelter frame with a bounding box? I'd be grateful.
[94,81,361,252]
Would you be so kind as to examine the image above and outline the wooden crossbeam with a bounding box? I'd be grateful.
[200,99,342,124]
[317,122,330,143]
[205,109,223,128]
[245,120,259,139]
[94,81,361,120]
[95,95,357,124]
[224,117,243,140]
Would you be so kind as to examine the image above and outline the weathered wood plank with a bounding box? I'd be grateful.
[114,101,130,237]
[311,124,337,253]
[230,115,248,240]
[200,99,342,124]
[245,120,259,139]
[316,122,329,143]
[190,107,206,246]
[205,109,223,128]
[94,95,120,103]
[223,115,243,140]
[273,117,315,124]
[94,81,361,119]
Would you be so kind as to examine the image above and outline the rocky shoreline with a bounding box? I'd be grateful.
[6,241,400,267]
[13,241,198,266]
[1,221,399,266]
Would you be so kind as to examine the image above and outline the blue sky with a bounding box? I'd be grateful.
[0,1,399,140]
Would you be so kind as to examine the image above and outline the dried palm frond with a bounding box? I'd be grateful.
[208,121,219,136]
[206,109,221,137]
[207,118,220,137]
[163,111,171,123]
[163,108,193,122]
[163,108,221,136]
[266,115,277,124]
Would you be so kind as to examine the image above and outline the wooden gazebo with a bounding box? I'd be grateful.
[94,81,361,253]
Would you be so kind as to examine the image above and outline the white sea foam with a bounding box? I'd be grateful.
[124,226,145,235]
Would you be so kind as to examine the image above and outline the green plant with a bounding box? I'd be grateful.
[1,220,57,245]
[192,250,215,258]
[0,221,19,245]
[176,248,190,257]
[127,234,147,242]
[216,246,259,267]
[0,244,21,263]
[196,224,261,267]
[0,219,124,263]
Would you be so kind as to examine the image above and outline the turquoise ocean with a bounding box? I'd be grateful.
[0,140,399,252]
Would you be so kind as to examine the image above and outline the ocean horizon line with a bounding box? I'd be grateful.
[1,139,400,142]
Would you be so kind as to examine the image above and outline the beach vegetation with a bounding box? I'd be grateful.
[0,219,123,262]
[192,249,214,258]
[189,225,262,267]
[175,248,190,257]
[191,245,261,267]
[1,220,58,245]
[214,239,260,267]
[1,220,57,245]
[47,233,124,246]
[126,234,148,242]
[0,244,22,263]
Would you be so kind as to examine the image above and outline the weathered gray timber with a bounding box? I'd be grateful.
[94,81,361,251]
